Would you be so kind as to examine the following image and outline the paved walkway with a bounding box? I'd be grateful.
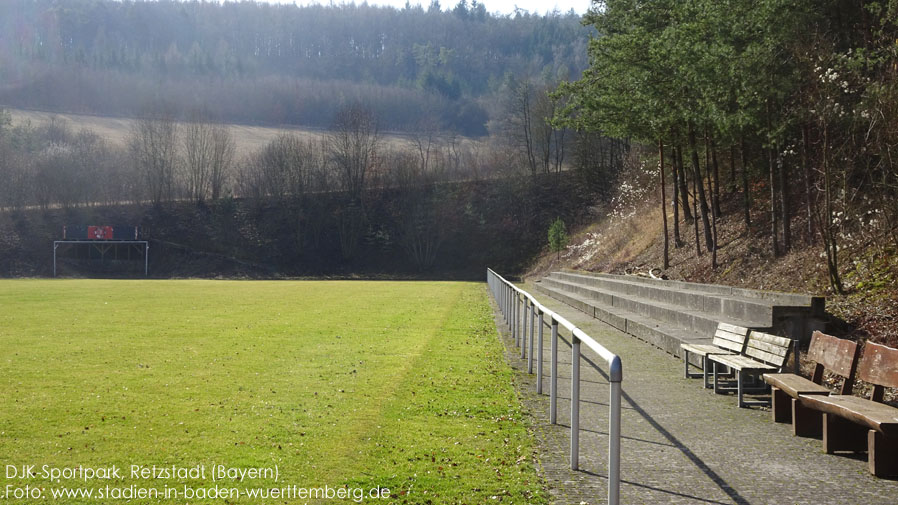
[490,282,898,505]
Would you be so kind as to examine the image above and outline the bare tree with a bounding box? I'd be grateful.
[129,110,179,207]
[328,103,380,260]
[209,125,235,200]
[410,115,445,179]
[389,151,449,270]
[182,112,236,204]
[182,118,215,204]
[329,103,380,203]
[494,76,568,175]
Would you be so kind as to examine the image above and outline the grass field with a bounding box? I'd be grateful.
[7,109,482,157]
[0,280,545,504]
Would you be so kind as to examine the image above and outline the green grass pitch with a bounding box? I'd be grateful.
[0,280,545,504]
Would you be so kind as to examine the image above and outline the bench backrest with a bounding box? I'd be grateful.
[858,342,898,403]
[807,331,860,394]
[745,330,792,369]
[711,323,749,353]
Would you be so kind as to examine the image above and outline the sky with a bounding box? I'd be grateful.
[253,0,591,16]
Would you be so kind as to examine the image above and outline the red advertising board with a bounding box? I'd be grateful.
[87,226,114,240]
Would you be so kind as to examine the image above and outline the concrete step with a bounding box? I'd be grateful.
[533,282,710,362]
[548,271,823,326]
[539,276,768,336]
[582,271,824,313]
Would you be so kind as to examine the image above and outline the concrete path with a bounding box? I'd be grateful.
[490,283,898,505]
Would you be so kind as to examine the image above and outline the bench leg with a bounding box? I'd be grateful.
[703,356,711,389]
[713,361,720,393]
[823,414,868,454]
[868,430,898,478]
[684,350,702,379]
[771,387,790,423]
[791,398,822,437]
[737,371,744,408]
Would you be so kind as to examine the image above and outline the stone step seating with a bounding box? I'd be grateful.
[534,271,825,363]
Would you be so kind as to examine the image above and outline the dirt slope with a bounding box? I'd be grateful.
[527,182,898,347]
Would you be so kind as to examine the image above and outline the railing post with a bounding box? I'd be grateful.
[506,286,511,330]
[571,335,581,471]
[521,300,528,359]
[537,310,544,394]
[499,283,510,325]
[528,304,535,374]
[505,285,509,323]
[511,292,517,344]
[550,319,558,424]
[609,378,622,505]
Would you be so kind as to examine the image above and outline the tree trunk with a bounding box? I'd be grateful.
[822,122,843,294]
[766,102,780,257]
[676,146,692,220]
[780,145,791,252]
[729,145,736,193]
[741,136,751,231]
[711,172,719,269]
[769,145,780,257]
[688,123,714,251]
[705,134,719,269]
[692,156,702,257]
[659,139,669,269]
[672,145,682,247]
[802,124,814,243]
[711,137,722,217]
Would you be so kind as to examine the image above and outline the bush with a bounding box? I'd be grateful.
[548,217,568,258]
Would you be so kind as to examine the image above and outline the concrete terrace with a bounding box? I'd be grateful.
[490,282,898,505]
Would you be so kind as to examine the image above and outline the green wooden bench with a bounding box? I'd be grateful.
[680,323,749,389]
[763,331,860,437]
[798,341,898,477]
[709,330,793,408]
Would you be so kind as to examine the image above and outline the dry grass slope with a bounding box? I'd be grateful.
[528,181,898,347]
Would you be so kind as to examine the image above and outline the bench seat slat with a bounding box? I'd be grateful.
[763,373,831,397]
[711,354,778,372]
[799,394,898,436]
[680,343,736,357]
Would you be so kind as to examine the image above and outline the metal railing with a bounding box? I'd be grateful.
[487,269,622,505]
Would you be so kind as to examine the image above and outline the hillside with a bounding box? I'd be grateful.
[527,171,898,348]
[0,174,596,280]
[0,0,589,135]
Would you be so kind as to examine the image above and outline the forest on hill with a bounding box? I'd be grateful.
[556,0,898,299]
[0,0,589,135]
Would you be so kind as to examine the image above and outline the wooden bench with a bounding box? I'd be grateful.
[709,330,793,408]
[680,323,749,389]
[763,331,860,437]
[798,341,898,477]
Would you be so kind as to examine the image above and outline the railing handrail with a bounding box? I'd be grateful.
[487,268,622,382]
[487,268,622,505]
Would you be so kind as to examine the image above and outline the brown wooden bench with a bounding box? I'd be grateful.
[680,323,749,389]
[798,341,898,477]
[709,330,793,408]
[763,331,860,437]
